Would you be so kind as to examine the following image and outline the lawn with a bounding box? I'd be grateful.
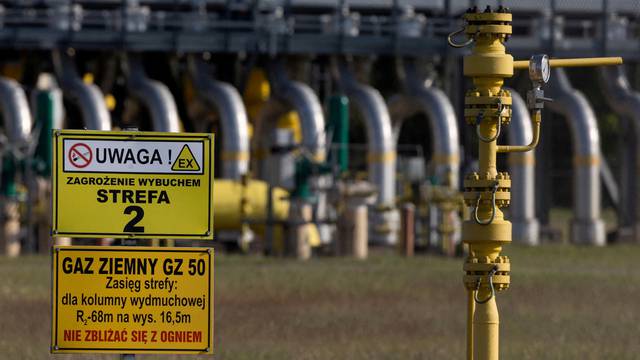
[1,244,639,359]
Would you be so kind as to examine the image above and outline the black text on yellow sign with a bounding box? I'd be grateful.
[51,130,214,239]
[51,246,214,354]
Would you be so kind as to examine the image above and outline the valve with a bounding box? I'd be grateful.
[449,5,623,360]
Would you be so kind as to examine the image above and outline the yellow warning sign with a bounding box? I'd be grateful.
[51,130,214,239]
[171,144,200,172]
[51,246,214,354]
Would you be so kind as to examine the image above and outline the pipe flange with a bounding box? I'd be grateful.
[463,256,511,292]
[463,173,511,208]
[464,99,512,126]
[463,190,510,208]
[463,9,512,35]
[464,274,511,292]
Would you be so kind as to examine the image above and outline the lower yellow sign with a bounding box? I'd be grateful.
[51,246,213,354]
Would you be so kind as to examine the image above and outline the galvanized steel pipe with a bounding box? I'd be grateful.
[336,60,398,245]
[546,68,605,246]
[54,52,111,130]
[598,65,640,243]
[190,58,249,179]
[253,60,327,191]
[505,88,539,246]
[261,61,327,161]
[388,59,460,188]
[128,58,180,132]
[0,78,32,146]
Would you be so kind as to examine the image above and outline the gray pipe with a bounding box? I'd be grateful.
[265,61,327,160]
[546,68,605,246]
[54,52,111,130]
[388,59,460,188]
[336,60,398,245]
[128,58,180,132]
[505,88,539,246]
[254,61,327,187]
[598,65,640,243]
[190,58,249,179]
[253,61,331,244]
[0,78,32,147]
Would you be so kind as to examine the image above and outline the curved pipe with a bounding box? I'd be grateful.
[256,61,326,162]
[388,59,460,188]
[190,58,249,179]
[128,58,180,132]
[546,68,605,246]
[505,88,539,246]
[598,65,640,242]
[54,52,111,130]
[0,78,32,147]
[336,60,397,245]
[337,62,395,204]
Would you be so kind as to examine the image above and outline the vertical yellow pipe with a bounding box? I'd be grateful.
[478,122,498,178]
[459,8,513,360]
[467,289,475,360]
[473,296,499,359]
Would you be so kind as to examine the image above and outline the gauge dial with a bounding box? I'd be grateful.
[529,54,550,84]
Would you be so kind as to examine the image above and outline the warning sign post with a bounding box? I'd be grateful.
[52,130,214,239]
[51,246,214,354]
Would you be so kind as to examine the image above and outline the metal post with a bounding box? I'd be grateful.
[400,203,415,257]
[121,126,138,360]
[328,95,349,175]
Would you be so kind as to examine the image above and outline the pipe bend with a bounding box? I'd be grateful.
[66,80,112,131]
[128,59,180,133]
[497,90,540,154]
[0,78,32,146]
[55,52,111,131]
[336,60,395,205]
[336,62,393,154]
[598,66,640,123]
[191,59,249,179]
[546,68,600,157]
[61,77,111,131]
[267,63,326,161]
[278,81,327,160]
[408,85,459,157]
[400,59,460,186]
[348,82,395,154]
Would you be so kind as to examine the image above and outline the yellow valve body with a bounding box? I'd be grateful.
[457,7,623,360]
[460,9,515,360]
[214,179,289,234]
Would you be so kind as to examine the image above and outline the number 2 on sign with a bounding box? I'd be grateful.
[123,206,145,232]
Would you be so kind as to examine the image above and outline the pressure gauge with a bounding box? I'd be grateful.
[529,54,550,84]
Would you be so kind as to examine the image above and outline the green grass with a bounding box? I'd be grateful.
[1,245,640,359]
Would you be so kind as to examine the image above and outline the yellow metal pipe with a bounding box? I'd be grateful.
[497,111,541,153]
[478,121,498,178]
[473,295,499,360]
[467,289,475,360]
[456,7,623,360]
[214,179,289,233]
[513,57,623,70]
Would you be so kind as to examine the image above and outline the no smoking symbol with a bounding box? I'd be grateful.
[68,143,92,168]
